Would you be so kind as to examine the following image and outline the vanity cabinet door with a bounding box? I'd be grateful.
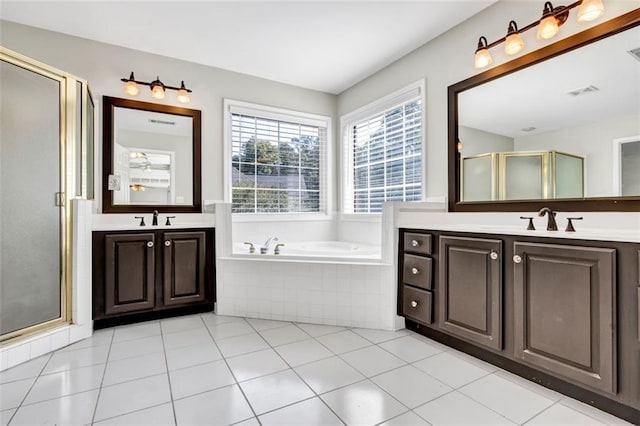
[104,233,155,315]
[162,231,206,306]
[439,236,502,351]
[513,242,616,395]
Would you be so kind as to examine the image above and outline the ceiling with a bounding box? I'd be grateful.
[0,1,496,94]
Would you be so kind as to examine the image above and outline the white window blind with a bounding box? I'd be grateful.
[230,107,327,214]
[343,95,423,213]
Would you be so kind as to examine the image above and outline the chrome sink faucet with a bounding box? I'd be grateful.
[261,237,279,254]
[538,207,558,231]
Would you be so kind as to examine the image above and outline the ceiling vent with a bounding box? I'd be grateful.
[567,85,599,97]
[149,119,175,125]
[628,47,640,62]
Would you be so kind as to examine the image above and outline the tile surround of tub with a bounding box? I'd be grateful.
[0,200,94,372]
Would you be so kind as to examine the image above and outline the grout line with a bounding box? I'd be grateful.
[89,328,116,425]
[158,320,179,426]
[5,351,54,425]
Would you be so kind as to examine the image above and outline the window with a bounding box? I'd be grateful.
[225,100,330,214]
[342,82,424,213]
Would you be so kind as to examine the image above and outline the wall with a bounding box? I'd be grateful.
[459,125,514,157]
[514,114,640,197]
[0,20,337,211]
[336,1,639,202]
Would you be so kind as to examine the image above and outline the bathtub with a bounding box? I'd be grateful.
[233,240,381,261]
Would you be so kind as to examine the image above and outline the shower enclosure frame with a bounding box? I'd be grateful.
[0,46,94,343]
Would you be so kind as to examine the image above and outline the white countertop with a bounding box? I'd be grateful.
[92,213,216,231]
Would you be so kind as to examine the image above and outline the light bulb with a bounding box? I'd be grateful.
[177,81,190,103]
[150,77,165,100]
[504,21,524,55]
[577,0,604,22]
[124,80,139,96]
[474,48,492,69]
[537,15,559,39]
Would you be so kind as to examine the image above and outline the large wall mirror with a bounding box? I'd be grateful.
[102,96,201,213]
[448,9,640,212]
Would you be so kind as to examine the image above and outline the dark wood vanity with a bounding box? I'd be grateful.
[398,228,640,422]
[92,228,215,327]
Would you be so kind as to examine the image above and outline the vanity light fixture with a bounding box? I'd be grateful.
[120,72,192,103]
[474,0,605,68]
[129,184,146,191]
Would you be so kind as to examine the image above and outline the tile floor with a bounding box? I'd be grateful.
[0,313,631,426]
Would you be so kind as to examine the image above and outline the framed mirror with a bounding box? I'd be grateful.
[448,10,640,212]
[102,96,201,213]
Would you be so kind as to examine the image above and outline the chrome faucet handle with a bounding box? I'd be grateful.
[274,243,285,255]
[519,216,535,231]
[165,216,175,226]
[565,217,583,232]
[134,216,146,226]
[243,242,255,254]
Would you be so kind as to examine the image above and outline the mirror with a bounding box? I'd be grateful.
[448,10,640,212]
[102,96,201,213]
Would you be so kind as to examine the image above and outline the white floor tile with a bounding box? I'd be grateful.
[94,374,171,421]
[0,355,49,384]
[42,345,109,374]
[239,369,314,415]
[94,402,175,425]
[102,352,166,386]
[341,345,406,377]
[459,374,556,424]
[295,356,364,394]
[10,389,98,426]
[206,320,254,340]
[296,323,346,337]
[165,342,222,371]
[372,365,451,408]
[379,336,444,363]
[259,397,343,426]
[201,313,245,327]
[259,325,310,347]
[380,411,430,426]
[559,397,634,425]
[527,403,609,425]
[169,360,235,400]
[162,327,213,350]
[413,351,493,388]
[352,328,409,344]
[274,339,333,367]
[216,333,270,358]
[233,417,260,426]
[226,349,289,382]
[112,321,161,343]
[0,409,15,426]
[494,370,563,402]
[24,364,104,404]
[161,314,205,334]
[246,318,291,331]
[414,391,515,425]
[0,378,34,410]
[321,380,408,426]
[109,335,164,361]
[174,384,253,426]
[59,329,113,353]
[316,330,372,354]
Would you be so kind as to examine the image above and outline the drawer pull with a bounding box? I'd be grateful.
[411,300,418,308]
[411,239,419,247]
[490,251,498,260]
[513,254,522,264]
[411,267,419,275]
[164,240,171,247]
[146,241,154,248]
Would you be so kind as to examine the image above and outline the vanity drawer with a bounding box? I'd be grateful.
[404,233,432,255]
[403,285,433,325]
[403,254,432,290]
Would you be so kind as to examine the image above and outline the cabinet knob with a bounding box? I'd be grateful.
[411,267,419,275]
[410,300,418,308]
[411,240,419,247]
[146,241,154,248]
[164,240,171,247]
[513,254,522,264]
[490,251,499,260]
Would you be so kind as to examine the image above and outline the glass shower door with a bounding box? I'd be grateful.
[0,59,64,338]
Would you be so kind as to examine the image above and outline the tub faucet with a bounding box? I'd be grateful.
[152,210,159,226]
[538,207,558,231]
[261,237,279,254]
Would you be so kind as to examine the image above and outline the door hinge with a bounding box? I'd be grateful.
[55,192,66,207]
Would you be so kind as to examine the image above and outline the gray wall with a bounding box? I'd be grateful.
[0,20,336,210]
[337,0,638,201]
[459,126,514,157]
